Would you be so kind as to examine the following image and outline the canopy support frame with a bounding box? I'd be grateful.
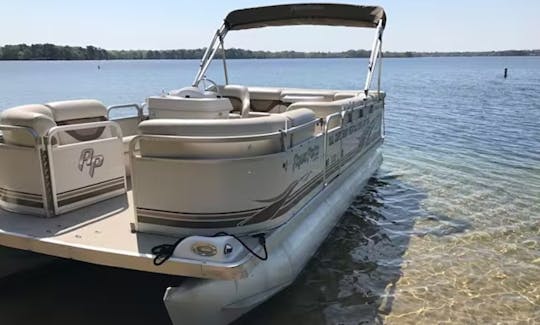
[193,24,228,87]
[194,17,386,94]
[219,33,229,85]
[364,20,384,96]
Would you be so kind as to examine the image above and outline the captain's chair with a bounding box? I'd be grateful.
[0,99,126,217]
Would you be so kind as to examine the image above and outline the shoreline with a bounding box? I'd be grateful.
[1,55,539,62]
[1,44,539,61]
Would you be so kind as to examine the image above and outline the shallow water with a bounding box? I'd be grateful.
[0,57,539,324]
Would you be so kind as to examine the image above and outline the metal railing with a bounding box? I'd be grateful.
[46,120,124,144]
[322,112,344,185]
[0,124,41,146]
[107,103,145,120]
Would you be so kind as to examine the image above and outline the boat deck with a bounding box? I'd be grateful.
[0,191,257,280]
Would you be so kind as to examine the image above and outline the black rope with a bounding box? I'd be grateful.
[151,232,268,266]
[213,232,268,261]
[151,237,185,266]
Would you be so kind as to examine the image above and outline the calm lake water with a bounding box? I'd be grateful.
[0,57,539,324]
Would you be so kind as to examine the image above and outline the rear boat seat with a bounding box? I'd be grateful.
[0,100,127,217]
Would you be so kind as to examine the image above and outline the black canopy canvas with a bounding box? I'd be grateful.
[224,3,386,31]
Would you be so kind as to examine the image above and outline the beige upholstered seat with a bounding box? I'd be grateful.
[138,114,287,159]
[0,104,56,146]
[287,99,346,118]
[45,99,109,144]
[247,87,282,101]
[0,100,126,217]
[247,86,284,112]
[281,108,317,145]
[45,99,107,122]
[280,89,335,102]
[147,95,232,119]
[136,108,316,159]
[334,91,362,100]
[139,114,287,137]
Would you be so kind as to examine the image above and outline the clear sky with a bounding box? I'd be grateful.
[1,0,539,52]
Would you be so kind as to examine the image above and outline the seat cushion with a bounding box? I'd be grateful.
[139,114,288,137]
[0,104,56,146]
[281,108,317,145]
[0,104,55,136]
[45,99,107,122]
[247,87,282,101]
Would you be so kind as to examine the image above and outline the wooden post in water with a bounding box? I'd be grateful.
[504,67,508,78]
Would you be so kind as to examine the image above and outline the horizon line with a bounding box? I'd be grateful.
[1,43,540,54]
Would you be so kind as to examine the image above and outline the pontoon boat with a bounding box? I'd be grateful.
[0,3,386,324]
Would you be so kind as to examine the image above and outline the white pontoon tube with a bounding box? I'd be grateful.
[164,145,382,324]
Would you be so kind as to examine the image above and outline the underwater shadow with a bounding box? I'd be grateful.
[235,169,471,324]
[0,260,181,325]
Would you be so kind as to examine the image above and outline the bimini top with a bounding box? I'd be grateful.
[224,3,386,31]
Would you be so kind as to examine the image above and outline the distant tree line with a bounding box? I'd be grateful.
[1,43,539,60]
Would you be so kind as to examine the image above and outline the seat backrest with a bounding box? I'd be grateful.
[147,95,232,119]
[334,91,362,100]
[220,85,250,117]
[138,114,288,158]
[0,99,126,217]
[281,108,317,145]
[1,104,56,146]
[246,86,284,112]
[281,89,336,102]
[45,99,109,144]
[287,100,344,119]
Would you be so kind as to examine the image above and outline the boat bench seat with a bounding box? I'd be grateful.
[136,108,316,159]
[333,91,362,100]
[246,87,363,113]
[148,95,233,119]
[286,96,368,130]
[0,100,126,217]
[1,100,111,146]
[130,108,317,236]
[247,87,282,101]
[280,89,336,102]
[287,99,346,118]
[247,87,284,112]
[0,104,56,147]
